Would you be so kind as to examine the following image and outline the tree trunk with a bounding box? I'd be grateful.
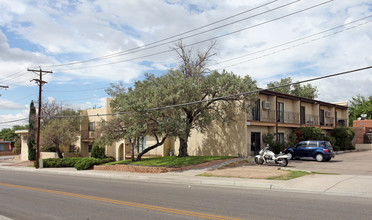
[136,137,166,161]
[129,137,135,162]
[178,137,189,157]
[56,143,63,158]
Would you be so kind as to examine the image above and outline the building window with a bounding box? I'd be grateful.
[88,145,93,152]
[277,133,284,145]
[251,99,260,121]
[137,136,146,153]
[88,122,96,131]
[69,145,76,153]
[0,144,5,152]
[300,106,306,125]
[277,102,284,123]
[320,109,325,126]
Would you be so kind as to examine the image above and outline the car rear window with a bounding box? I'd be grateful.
[325,142,333,149]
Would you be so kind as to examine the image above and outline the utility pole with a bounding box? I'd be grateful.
[0,85,9,97]
[28,68,52,169]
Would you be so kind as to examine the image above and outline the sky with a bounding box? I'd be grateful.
[0,0,371,129]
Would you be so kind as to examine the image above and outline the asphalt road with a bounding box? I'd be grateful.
[1,170,372,220]
[287,150,372,175]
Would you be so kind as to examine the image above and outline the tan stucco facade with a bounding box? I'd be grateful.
[79,98,171,161]
[176,91,349,157]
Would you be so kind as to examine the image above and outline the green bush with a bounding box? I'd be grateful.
[293,127,322,142]
[91,144,106,159]
[41,157,115,170]
[331,127,355,151]
[74,158,102,170]
[42,157,82,168]
[41,146,56,152]
[263,133,285,154]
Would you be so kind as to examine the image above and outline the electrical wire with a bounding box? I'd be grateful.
[46,0,280,68]
[52,0,332,71]
[212,17,372,69]
[208,15,372,68]
[47,65,372,119]
[0,118,29,125]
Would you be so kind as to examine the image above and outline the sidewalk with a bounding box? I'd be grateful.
[1,158,372,198]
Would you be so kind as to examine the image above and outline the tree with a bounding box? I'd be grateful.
[267,77,318,99]
[348,95,372,126]
[28,101,36,160]
[40,108,80,158]
[331,127,355,151]
[106,45,257,158]
[103,79,180,161]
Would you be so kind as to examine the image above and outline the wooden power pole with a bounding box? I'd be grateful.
[28,68,52,169]
[0,85,9,96]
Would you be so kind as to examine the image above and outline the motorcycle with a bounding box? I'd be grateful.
[255,145,289,167]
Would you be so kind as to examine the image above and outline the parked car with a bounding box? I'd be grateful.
[284,140,335,162]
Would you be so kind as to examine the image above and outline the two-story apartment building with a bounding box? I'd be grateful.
[77,98,173,161]
[174,90,348,157]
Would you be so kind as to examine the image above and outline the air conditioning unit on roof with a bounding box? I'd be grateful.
[262,101,270,110]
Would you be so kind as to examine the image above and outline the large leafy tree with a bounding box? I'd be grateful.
[267,77,318,99]
[348,95,372,126]
[103,79,180,161]
[40,106,80,158]
[106,42,257,157]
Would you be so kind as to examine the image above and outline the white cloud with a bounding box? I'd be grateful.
[0,108,28,129]
[0,0,371,121]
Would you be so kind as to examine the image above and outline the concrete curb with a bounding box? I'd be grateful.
[2,165,372,198]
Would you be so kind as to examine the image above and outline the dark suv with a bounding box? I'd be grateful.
[284,140,335,162]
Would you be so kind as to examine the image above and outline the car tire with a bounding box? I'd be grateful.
[315,153,324,162]
[286,152,293,160]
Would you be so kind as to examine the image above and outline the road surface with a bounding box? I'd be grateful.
[1,170,371,220]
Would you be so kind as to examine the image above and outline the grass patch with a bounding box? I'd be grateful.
[311,171,339,175]
[267,170,311,180]
[104,156,234,167]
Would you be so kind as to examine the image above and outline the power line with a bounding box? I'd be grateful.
[48,65,372,119]
[0,118,28,125]
[211,16,372,69]
[52,0,332,71]
[46,0,280,68]
[1,69,29,84]
[33,14,372,96]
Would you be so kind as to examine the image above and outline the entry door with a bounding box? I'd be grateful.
[251,132,261,155]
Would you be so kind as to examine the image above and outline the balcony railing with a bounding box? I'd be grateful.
[250,110,300,124]
[81,131,99,140]
[279,111,300,124]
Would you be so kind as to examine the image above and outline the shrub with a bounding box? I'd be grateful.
[91,144,105,159]
[41,146,56,152]
[331,127,355,151]
[41,157,115,170]
[42,157,82,168]
[293,127,322,142]
[12,139,21,154]
[263,133,285,154]
[74,158,102,170]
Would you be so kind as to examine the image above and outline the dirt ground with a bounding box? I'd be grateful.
[203,161,290,179]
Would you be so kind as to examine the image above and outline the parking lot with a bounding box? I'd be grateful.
[286,150,372,175]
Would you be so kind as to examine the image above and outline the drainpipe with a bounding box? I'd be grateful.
[275,96,278,141]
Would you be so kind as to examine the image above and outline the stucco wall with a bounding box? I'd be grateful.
[355,144,372,150]
[175,110,247,157]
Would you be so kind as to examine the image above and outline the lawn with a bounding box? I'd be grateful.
[105,156,235,167]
